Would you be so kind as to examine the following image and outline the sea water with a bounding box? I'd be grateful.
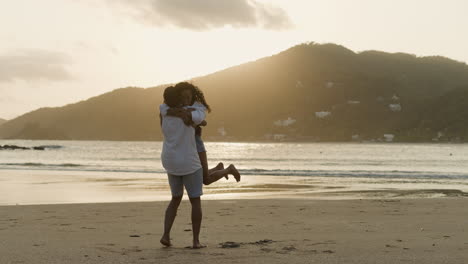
[1,140,467,205]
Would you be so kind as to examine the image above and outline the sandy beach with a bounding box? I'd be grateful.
[1,197,468,264]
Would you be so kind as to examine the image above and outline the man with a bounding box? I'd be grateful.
[159,85,206,249]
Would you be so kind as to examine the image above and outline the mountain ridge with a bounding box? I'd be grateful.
[1,42,468,142]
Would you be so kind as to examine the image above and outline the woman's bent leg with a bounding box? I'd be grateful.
[199,152,227,185]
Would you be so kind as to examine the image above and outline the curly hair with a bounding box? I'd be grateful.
[174,82,211,113]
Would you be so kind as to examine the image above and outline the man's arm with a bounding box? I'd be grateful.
[199,120,207,126]
[167,108,193,126]
[163,104,206,126]
[160,104,193,126]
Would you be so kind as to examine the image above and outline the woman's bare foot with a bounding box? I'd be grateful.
[228,164,241,182]
[215,162,224,170]
[160,236,172,247]
[215,162,228,179]
[192,241,207,249]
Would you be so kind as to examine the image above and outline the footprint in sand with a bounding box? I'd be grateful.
[220,242,241,248]
[282,246,296,251]
[308,240,336,246]
[95,246,120,254]
[249,239,274,245]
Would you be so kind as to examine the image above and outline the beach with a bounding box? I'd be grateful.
[1,197,468,264]
[2,141,468,263]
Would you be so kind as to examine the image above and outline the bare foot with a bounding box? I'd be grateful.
[215,162,224,170]
[228,164,241,182]
[192,241,207,249]
[216,162,228,180]
[160,236,172,247]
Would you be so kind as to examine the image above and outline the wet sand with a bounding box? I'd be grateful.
[2,169,468,206]
[1,198,468,264]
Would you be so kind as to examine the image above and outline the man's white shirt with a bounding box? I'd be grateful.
[160,102,206,175]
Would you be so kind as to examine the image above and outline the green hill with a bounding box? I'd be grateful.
[1,42,468,142]
[0,87,166,140]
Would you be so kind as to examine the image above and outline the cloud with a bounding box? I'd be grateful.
[0,50,73,83]
[113,0,293,31]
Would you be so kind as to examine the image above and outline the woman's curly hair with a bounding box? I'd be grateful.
[174,82,211,112]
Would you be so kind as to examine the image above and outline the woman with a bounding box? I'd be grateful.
[173,82,241,184]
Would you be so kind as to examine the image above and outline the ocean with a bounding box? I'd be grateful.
[1,140,468,205]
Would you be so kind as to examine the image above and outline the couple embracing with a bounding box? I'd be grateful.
[158,82,241,249]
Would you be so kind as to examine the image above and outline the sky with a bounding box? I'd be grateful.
[1,0,467,120]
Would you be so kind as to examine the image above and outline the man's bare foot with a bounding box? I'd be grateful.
[192,241,207,249]
[228,164,241,182]
[160,236,172,247]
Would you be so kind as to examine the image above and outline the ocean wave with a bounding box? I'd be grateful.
[240,168,468,179]
[0,163,165,174]
[2,162,81,167]
[1,162,467,180]
[37,145,63,149]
